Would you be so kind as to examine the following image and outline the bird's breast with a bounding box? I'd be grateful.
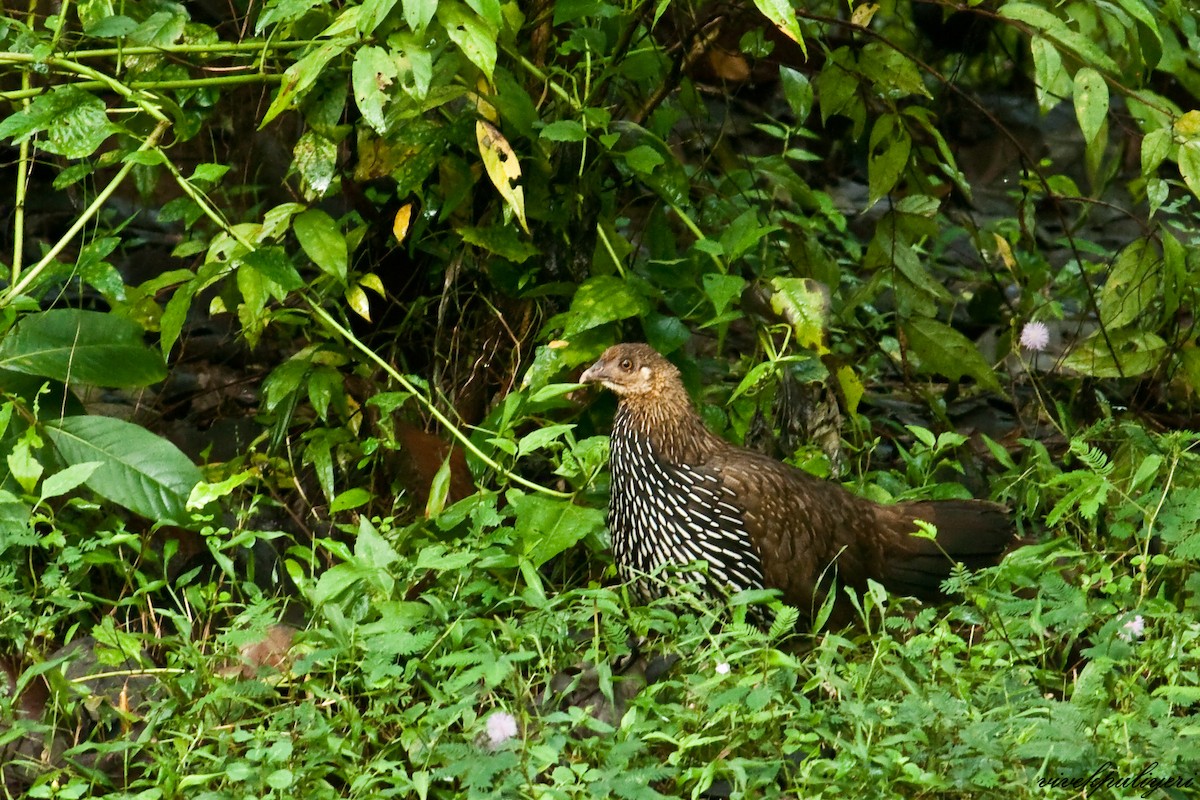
[608,422,766,598]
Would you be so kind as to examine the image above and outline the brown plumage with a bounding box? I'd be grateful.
[580,343,1013,617]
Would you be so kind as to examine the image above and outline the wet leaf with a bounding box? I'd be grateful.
[476,120,528,233]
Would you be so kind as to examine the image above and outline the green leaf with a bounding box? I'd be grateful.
[293,209,348,282]
[561,276,651,338]
[750,0,806,57]
[0,309,166,388]
[438,2,497,79]
[262,38,353,128]
[703,274,747,316]
[517,423,575,458]
[623,145,664,174]
[352,46,398,134]
[1178,141,1200,203]
[867,116,911,207]
[242,246,304,291]
[903,317,1001,391]
[1030,36,1071,114]
[458,225,540,262]
[294,130,340,198]
[255,0,323,33]
[509,490,606,567]
[1061,329,1167,378]
[40,461,101,501]
[1073,68,1108,149]
[402,0,438,34]
[999,3,1118,73]
[1099,239,1160,329]
[859,43,929,99]
[770,277,830,353]
[779,66,812,121]
[358,0,400,33]
[129,10,186,46]
[44,416,202,523]
[539,120,588,142]
[0,86,120,158]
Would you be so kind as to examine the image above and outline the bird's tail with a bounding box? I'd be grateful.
[879,499,1013,599]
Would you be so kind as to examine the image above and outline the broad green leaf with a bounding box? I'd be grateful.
[1061,329,1167,378]
[359,0,400,33]
[293,209,348,282]
[703,273,747,316]
[352,46,397,134]
[779,66,812,121]
[751,0,806,56]
[539,120,587,142]
[457,225,540,262]
[623,144,663,174]
[1073,68,1108,149]
[1099,239,1160,329]
[1140,127,1170,174]
[770,277,830,353]
[438,2,497,79]
[0,86,119,158]
[562,276,651,337]
[719,209,779,260]
[1178,141,1200,203]
[867,122,911,207]
[0,309,166,388]
[999,3,1118,73]
[509,490,605,567]
[242,246,304,291]
[44,416,202,523]
[903,317,1001,391]
[403,0,439,33]
[476,120,529,233]
[294,131,340,199]
[859,43,929,99]
[1030,36,1071,114]
[129,10,186,46]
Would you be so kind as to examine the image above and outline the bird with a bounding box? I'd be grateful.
[579,342,1014,618]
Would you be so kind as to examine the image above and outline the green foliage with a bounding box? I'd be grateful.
[4,0,1200,795]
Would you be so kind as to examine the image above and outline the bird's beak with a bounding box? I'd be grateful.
[579,360,605,385]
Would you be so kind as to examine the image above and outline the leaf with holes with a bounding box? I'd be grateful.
[477,120,529,233]
[352,46,397,134]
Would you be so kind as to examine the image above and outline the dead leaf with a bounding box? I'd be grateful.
[476,119,529,233]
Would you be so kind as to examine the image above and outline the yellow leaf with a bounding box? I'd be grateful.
[345,284,371,321]
[474,77,499,123]
[836,365,864,416]
[851,3,878,27]
[393,203,413,243]
[359,272,386,296]
[752,0,807,57]
[476,120,529,233]
[993,233,1016,272]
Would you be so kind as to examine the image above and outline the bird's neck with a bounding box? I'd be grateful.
[613,389,725,464]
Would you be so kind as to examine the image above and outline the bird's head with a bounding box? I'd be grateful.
[580,343,681,399]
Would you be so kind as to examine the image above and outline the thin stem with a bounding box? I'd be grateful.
[306,300,575,500]
[0,72,284,102]
[0,119,171,304]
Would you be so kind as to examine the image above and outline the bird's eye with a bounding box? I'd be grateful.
[618,358,633,371]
